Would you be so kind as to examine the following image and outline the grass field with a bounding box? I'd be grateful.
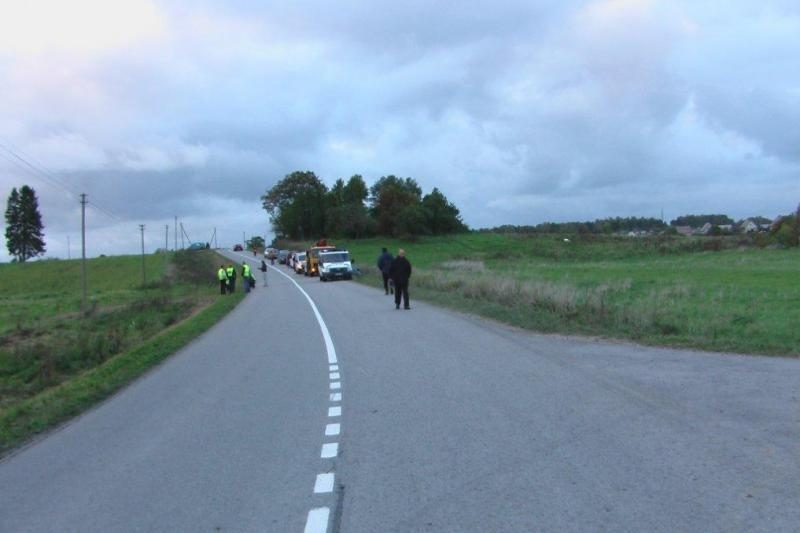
[0,250,243,454]
[280,233,800,356]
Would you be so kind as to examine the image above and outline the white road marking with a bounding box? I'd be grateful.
[314,473,335,493]
[304,507,330,533]
[321,442,339,458]
[263,263,338,365]
[233,252,341,533]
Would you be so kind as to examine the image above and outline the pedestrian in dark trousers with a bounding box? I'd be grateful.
[377,247,394,295]
[260,259,268,287]
[241,261,252,293]
[226,264,236,293]
[389,248,412,310]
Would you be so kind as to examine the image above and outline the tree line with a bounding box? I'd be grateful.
[261,171,467,240]
[482,216,668,235]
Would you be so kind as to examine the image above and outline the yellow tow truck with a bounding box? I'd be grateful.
[305,240,337,277]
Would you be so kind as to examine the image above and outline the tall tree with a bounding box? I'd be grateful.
[421,187,467,235]
[369,176,422,237]
[262,171,328,240]
[5,185,46,262]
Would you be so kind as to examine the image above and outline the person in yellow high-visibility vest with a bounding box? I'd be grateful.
[217,265,228,295]
[241,261,252,293]
[226,264,236,293]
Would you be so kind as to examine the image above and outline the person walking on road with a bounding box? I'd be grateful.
[260,259,268,287]
[377,247,394,295]
[241,261,252,293]
[389,248,412,310]
[226,264,236,293]
[217,265,228,295]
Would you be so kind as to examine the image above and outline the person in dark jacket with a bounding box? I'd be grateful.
[376,247,394,295]
[389,248,412,310]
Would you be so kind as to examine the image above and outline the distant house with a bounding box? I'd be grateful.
[675,225,693,236]
[742,220,768,233]
[718,224,733,233]
[696,223,712,235]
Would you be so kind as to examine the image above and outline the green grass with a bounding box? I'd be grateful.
[0,250,243,454]
[281,233,800,356]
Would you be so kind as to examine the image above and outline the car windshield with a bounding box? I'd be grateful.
[297,253,306,260]
[320,252,349,263]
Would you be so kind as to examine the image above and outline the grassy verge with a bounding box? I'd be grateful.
[279,234,800,357]
[0,250,244,455]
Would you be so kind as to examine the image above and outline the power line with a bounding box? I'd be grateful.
[0,140,123,222]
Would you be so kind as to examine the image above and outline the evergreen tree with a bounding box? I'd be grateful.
[5,185,46,262]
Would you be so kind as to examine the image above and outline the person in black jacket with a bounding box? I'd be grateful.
[376,247,394,295]
[389,248,412,310]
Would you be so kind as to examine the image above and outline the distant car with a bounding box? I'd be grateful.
[233,244,243,251]
[277,249,289,264]
[294,252,307,274]
[187,242,206,251]
[264,247,278,259]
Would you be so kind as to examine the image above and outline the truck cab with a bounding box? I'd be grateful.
[318,250,353,281]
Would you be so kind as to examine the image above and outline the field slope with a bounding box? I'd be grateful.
[0,250,243,454]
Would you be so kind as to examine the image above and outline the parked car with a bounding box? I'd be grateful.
[294,252,307,274]
[277,249,289,264]
[233,244,243,251]
[187,242,206,251]
[264,247,278,259]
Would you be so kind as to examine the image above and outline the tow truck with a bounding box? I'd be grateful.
[305,240,337,277]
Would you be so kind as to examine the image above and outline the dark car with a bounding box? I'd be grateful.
[233,244,243,251]
[277,249,289,264]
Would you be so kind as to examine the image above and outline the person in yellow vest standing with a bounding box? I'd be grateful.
[241,261,252,293]
[226,264,236,293]
[218,265,228,295]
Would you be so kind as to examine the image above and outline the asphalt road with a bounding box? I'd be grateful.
[1,251,798,532]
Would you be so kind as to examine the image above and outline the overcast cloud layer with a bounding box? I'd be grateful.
[1,0,798,260]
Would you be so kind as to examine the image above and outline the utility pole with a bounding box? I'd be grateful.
[80,194,87,312]
[174,216,178,251]
[165,225,169,250]
[180,223,185,249]
[243,231,246,248]
[140,224,146,285]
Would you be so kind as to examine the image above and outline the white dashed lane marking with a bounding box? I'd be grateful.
[314,473,335,494]
[330,393,342,402]
[330,382,341,390]
[321,442,339,458]
[328,406,341,417]
[304,508,330,533]
[325,423,341,436]
[329,372,340,380]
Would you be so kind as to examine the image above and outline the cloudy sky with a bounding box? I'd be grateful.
[1,0,798,260]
